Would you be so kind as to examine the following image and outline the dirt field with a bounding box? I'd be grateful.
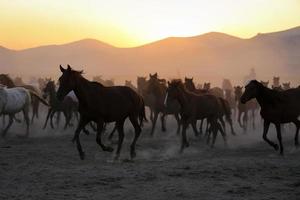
[0,115,300,200]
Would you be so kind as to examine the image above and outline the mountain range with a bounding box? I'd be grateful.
[1,26,300,85]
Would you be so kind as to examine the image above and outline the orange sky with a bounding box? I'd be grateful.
[0,0,300,50]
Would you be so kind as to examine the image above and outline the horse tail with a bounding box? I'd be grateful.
[219,98,232,124]
[29,91,49,106]
[139,96,148,127]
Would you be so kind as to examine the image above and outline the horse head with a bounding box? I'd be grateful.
[57,65,83,101]
[240,80,262,104]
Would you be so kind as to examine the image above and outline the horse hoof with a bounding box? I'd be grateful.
[274,144,279,151]
[79,152,85,160]
[162,128,166,132]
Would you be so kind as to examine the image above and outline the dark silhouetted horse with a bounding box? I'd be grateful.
[57,65,146,160]
[146,73,181,136]
[43,80,78,130]
[165,80,227,152]
[241,80,300,155]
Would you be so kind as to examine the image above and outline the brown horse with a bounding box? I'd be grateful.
[0,74,42,123]
[92,76,115,86]
[234,86,258,130]
[137,76,155,121]
[43,80,78,130]
[241,80,300,155]
[146,73,181,136]
[165,80,227,152]
[184,78,235,136]
[282,82,291,90]
[57,65,146,160]
[203,82,224,98]
[125,80,137,92]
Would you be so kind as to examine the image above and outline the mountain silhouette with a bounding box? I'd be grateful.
[0,26,299,84]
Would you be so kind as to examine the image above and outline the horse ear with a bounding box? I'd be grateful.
[67,65,71,71]
[191,77,193,80]
[59,65,65,73]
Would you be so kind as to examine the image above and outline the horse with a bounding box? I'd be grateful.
[203,82,224,98]
[56,65,146,160]
[282,82,291,90]
[146,73,181,136]
[234,86,258,130]
[0,86,48,137]
[0,74,41,123]
[125,80,137,92]
[241,80,300,155]
[260,81,269,87]
[184,78,235,136]
[42,80,78,130]
[165,80,227,152]
[93,76,115,86]
[137,76,155,121]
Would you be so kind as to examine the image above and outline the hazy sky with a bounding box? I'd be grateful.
[1,0,300,49]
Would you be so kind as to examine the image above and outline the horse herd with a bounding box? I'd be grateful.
[0,65,299,160]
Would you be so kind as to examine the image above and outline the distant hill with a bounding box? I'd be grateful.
[1,26,300,85]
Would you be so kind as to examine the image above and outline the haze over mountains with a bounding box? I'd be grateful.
[1,26,300,85]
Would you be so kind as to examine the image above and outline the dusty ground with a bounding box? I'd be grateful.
[0,114,300,200]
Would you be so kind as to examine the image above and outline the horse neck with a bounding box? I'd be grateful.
[73,76,95,106]
[255,86,276,107]
[175,88,191,108]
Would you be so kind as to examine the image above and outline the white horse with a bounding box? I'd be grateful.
[0,86,31,137]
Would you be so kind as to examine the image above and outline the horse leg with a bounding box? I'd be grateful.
[174,113,181,135]
[211,119,219,148]
[217,121,227,147]
[108,123,117,141]
[150,111,159,136]
[243,111,248,131]
[160,113,166,132]
[238,110,243,128]
[50,111,56,129]
[180,120,189,153]
[275,123,283,155]
[205,119,210,135]
[219,117,226,135]
[262,120,278,151]
[96,119,114,153]
[293,120,300,147]
[63,111,71,130]
[73,116,89,160]
[23,107,30,137]
[2,115,13,137]
[43,108,52,129]
[129,115,142,159]
[252,109,255,130]
[191,120,199,137]
[199,119,204,135]
[150,108,154,123]
[115,119,125,160]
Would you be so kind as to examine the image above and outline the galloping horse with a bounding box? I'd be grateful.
[184,78,235,136]
[0,85,48,137]
[43,80,78,129]
[165,80,227,152]
[234,86,258,130]
[241,80,300,155]
[0,74,41,123]
[146,73,181,136]
[57,65,146,160]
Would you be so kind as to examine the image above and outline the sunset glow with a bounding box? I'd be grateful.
[1,0,300,49]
